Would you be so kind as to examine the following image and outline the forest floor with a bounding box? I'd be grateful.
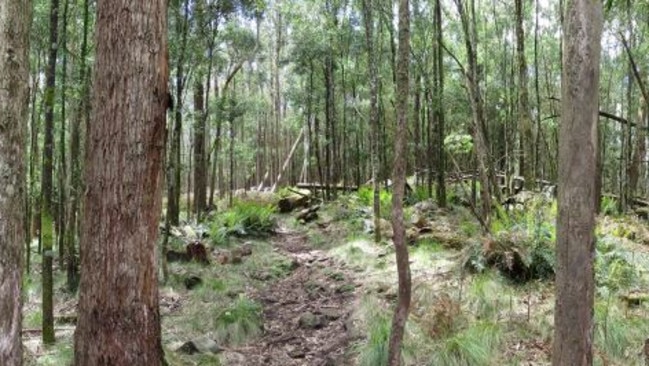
[22,189,649,366]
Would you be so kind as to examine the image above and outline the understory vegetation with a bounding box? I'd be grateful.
[24,183,649,365]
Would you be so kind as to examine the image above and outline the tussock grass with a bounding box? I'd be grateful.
[428,321,503,366]
[214,296,263,345]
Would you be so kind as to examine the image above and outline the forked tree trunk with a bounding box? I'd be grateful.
[0,0,30,363]
[74,1,168,364]
[552,0,602,364]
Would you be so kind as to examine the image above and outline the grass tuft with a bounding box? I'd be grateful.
[214,296,263,345]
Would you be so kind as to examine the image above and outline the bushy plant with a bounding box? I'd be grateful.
[210,200,276,245]
[462,227,555,283]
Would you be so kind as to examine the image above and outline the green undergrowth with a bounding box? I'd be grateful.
[162,239,291,354]
[209,200,276,245]
[594,299,649,364]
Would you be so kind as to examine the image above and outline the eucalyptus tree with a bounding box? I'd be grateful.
[40,0,61,344]
[74,0,168,363]
[553,0,602,363]
[388,0,412,362]
[0,0,30,363]
[361,0,382,242]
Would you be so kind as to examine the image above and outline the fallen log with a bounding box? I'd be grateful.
[297,205,320,223]
[295,182,359,191]
[277,189,311,213]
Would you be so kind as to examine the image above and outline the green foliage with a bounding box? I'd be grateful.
[595,239,638,292]
[25,310,42,329]
[600,196,619,216]
[444,133,474,155]
[357,186,392,216]
[417,237,445,253]
[463,197,557,282]
[407,185,431,205]
[209,200,276,245]
[214,296,263,345]
[429,322,502,366]
[459,220,480,237]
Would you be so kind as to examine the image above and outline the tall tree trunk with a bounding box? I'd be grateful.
[534,0,543,179]
[0,0,30,362]
[455,0,498,224]
[28,51,42,273]
[388,0,412,362]
[362,0,382,243]
[516,0,535,190]
[65,0,90,293]
[193,80,207,220]
[41,0,60,344]
[57,0,70,270]
[167,0,190,226]
[434,0,447,208]
[552,0,602,364]
[74,0,168,364]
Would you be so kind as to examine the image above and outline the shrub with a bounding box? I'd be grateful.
[462,228,555,283]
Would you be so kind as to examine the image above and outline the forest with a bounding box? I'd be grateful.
[0,0,648,365]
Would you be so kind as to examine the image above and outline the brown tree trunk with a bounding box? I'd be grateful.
[434,0,447,208]
[65,0,90,293]
[552,0,602,364]
[388,0,412,363]
[0,0,30,363]
[74,0,168,364]
[193,80,207,219]
[516,0,535,190]
[455,0,499,224]
[167,0,190,226]
[41,0,60,344]
[362,0,382,243]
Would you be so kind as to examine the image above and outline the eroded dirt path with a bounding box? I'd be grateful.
[226,227,360,366]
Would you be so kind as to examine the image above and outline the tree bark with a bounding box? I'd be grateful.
[388,0,412,363]
[41,0,60,344]
[65,0,90,293]
[434,0,447,208]
[74,0,168,364]
[167,0,190,226]
[0,0,30,363]
[552,0,602,364]
[361,0,382,243]
[516,0,535,190]
[193,80,207,219]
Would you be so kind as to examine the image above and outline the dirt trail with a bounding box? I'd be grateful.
[226,227,360,366]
